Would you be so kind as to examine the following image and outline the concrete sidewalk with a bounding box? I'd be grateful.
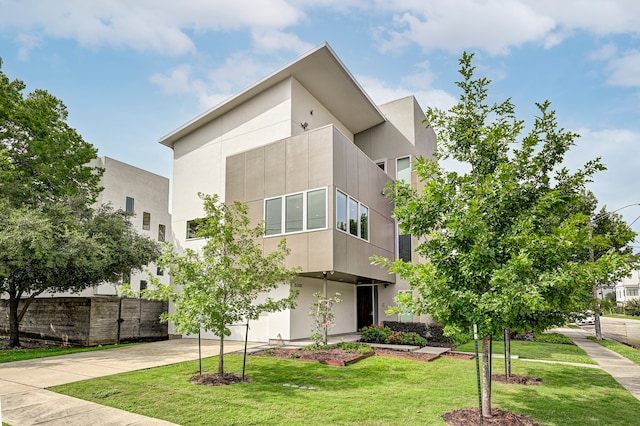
[0,339,260,425]
[555,326,640,401]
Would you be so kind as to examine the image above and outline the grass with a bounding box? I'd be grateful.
[50,352,640,425]
[0,341,138,364]
[588,337,640,365]
[604,313,640,320]
[454,336,597,365]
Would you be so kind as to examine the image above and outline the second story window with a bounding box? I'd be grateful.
[125,196,134,213]
[336,189,369,242]
[264,188,327,237]
[396,156,411,183]
[158,224,166,242]
[142,212,151,230]
[186,219,201,239]
[398,225,412,262]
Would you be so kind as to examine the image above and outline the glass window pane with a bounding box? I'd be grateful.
[158,224,166,242]
[349,197,359,236]
[307,189,326,230]
[142,212,151,230]
[399,233,412,262]
[360,204,369,240]
[187,220,199,239]
[397,157,410,183]
[265,198,282,235]
[336,191,347,232]
[285,193,303,233]
[125,196,134,213]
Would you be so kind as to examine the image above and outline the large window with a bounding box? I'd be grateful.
[336,189,369,241]
[396,156,411,183]
[125,196,134,213]
[142,212,151,230]
[264,188,327,236]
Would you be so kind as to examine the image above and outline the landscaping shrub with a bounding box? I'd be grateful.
[359,325,426,346]
[624,299,640,316]
[382,321,453,345]
[534,332,575,345]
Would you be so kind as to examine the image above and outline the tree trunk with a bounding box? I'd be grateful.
[482,336,492,418]
[504,329,511,379]
[8,292,21,347]
[218,334,225,375]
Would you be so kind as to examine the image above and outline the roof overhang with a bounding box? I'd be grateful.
[159,43,386,148]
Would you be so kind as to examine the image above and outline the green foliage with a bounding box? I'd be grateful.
[334,342,374,354]
[371,52,636,416]
[624,299,640,316]
[0,58,161,347]
[146,193,299,374]
[533,332,575,345]
[359,324,427,346]
[308,291,343,347]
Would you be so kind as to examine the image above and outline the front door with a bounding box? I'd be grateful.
[356,285,378,330]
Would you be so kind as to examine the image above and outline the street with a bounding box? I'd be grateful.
[582,316,640,348]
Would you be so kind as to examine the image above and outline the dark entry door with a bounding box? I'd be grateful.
[357,285,377,330]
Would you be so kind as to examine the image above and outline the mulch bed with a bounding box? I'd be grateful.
[492,374,542,385]
[441,351,476,360]
[249,347,373,366]
[374,348,440,362]
[190,372,246,386]
[443,408,541,425]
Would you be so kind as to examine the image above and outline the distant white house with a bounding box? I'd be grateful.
[615,267,640,306]
[48,156,172,296]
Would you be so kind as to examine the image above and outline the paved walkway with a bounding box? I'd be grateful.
[555,326,640,401]
[0,339,260,425]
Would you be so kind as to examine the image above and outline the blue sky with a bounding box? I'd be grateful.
[1,0,639,243]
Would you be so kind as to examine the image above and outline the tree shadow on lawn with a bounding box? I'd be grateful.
[494,363,640,426]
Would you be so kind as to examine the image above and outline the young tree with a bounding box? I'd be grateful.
[0,60,161,346]
[148,194,299,376]
[373,53,635,418]
[309,292,343,348]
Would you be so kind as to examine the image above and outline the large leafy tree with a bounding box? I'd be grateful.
[148,194,299,376]
[373,53,635,418]
[0,60,161,347]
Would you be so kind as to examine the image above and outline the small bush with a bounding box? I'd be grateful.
[359,325,426,346]
[534,332,575,345]
[624,299,640,316]
[334,342,373,354]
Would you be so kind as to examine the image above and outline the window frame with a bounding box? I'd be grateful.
[336,189,370,242]
[263,187,328,237]
[396,156,411,183]
[142,212,151,231]
[158,224,166,242]
[125,196,135,213]
[186,219,201,240]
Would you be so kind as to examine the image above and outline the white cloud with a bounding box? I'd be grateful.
[0,0,305,57]
[606,50,640,87]
[250,30,314,54]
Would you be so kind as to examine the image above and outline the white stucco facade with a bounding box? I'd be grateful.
[160,43,436,343]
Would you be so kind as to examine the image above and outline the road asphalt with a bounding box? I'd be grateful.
[1,328,639,425]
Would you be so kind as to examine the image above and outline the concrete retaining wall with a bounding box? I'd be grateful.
[0,296,168,346]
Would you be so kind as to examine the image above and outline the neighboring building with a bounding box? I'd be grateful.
[615,268,640,306]
[48,156,172,296]
[159,43,436,343]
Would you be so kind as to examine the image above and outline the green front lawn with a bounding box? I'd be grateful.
[454,339,596,365]
[604,313,640,320]
[0,341,138,364]
[51,352,640,425]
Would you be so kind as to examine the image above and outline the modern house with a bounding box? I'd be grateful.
[49,156,172,296]
[159,43,436,343]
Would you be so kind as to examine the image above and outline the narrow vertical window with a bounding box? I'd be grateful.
[158,224,166,242]
[349,197,359,236]
[396,156,410,183]
[125,196,134,213]
[140,280,147,291]
[265,197,282,235]
[336,190,347,232]
[398,226,412,262]
[285,193,304,232]
[307,189,326,230]
[360,204,369,241]
[142,212,151,230]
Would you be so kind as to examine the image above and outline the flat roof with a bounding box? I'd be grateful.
[159,43,385,148]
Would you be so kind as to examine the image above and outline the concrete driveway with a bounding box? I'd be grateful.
[0,339,260,425]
